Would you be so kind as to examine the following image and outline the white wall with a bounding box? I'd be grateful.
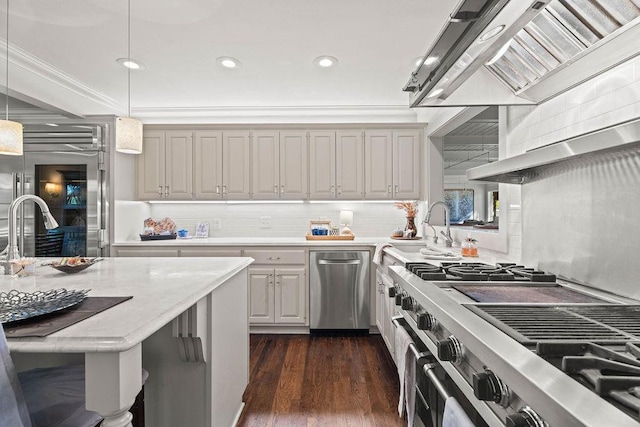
[506,54,640,269]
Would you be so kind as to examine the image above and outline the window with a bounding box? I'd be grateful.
[444,189,474,224]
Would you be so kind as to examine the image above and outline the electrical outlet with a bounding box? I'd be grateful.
[260,216,271,229]
[213,218,222,230]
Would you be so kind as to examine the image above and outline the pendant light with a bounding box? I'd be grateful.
[115,0,142,154]
[0,0,22,156]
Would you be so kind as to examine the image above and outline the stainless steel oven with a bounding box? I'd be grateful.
[392,316,488,427]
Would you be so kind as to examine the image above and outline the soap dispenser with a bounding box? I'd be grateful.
[461,235,478,257]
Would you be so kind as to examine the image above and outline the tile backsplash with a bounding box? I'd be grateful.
[115,201,415,239]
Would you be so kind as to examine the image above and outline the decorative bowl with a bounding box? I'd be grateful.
[48,258,102,274]
[0,288,89,323]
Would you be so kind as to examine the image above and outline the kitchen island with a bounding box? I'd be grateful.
[3,257,253,427]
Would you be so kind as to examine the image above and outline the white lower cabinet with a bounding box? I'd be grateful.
[248,266,306,324]
[376,268,397,359]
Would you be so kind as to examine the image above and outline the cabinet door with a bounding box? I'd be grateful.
[309,131,336,199]
[137,131,166,199]
[279,131,308,200]
[164,131,193,200]
[249,267,275,324]
[274,267,306,324]
[223,131,251,199]
[251,131,280,200]
[336,130,364,199]
[194,131,223,199]
[393,130,421,199]
[364,130,393,199]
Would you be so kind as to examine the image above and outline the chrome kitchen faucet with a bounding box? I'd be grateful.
[423,201,453,247]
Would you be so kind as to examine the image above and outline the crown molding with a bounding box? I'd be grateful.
[133,105,421,124]
[0,39,125,113]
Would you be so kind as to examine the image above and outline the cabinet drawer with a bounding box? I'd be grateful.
[114,248,179,257]
[244,249,305,265]
[179,248,242,257]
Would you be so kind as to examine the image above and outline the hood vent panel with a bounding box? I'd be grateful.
[487,0,640,92]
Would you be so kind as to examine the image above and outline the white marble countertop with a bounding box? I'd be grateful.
[382,241,513,266]
[112,236,420,247]
[3,257,253,353]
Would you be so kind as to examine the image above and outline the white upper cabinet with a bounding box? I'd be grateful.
[252,131,280,200]
[252,131,308,200]
[364,129,421,199]
[309,131,336,199]
[364,130,393,199]
[194,131,223,199]
[137,130,193,200]
[137,131,166,199]
[223,131,251,200]
[309,130,363,200]
[336,130,364,199]
[393,130,421,199]
[279,131,308,200]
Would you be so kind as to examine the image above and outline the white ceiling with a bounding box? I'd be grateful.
[2,0,457,119]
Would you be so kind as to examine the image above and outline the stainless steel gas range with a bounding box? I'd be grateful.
[389,261,640,427]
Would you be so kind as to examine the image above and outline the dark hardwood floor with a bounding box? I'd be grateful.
[237,334,404,427]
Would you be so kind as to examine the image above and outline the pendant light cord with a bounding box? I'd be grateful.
[5,0,9,121]
[127,0,131,118]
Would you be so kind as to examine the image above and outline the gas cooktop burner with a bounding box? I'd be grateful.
[537,342,640,418]
[404,262,557,283]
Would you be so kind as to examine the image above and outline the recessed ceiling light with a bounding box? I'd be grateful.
[45,123,58,127]
[414,56,438,68]
[478,25,505,43]
[313,56,338,68]
[116,58,146,70]
[486,42,511,65]
[426,88,443,99]
[216,56,242,69]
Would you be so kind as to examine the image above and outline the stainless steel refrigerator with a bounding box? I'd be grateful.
[0,124,109,258]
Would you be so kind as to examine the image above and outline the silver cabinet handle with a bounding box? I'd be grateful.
[216,185,220,195]
[165,186,169,196]
[330,184,335,196]
[337,185,341,195]
[158,186,163,195]
[269,273,274,286]
[222,185,227,195]
[387,185,392,195]
[395,185,399,194]
[268,256,281,261]
[274,185,278,196]
[280,185,284,196]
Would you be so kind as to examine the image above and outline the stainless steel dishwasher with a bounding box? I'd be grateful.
[309,251,370,331]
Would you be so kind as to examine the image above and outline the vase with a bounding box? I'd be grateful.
[405,216,417,238]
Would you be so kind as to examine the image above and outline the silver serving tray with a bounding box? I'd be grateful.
[0,288,89,323]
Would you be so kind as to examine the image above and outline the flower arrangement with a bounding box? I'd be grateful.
[395,201,418,218]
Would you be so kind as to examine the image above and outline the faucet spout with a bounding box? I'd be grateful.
[6,195,59,262]
[423,201,453,247]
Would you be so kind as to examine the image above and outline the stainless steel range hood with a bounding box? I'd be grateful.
[466,117,640,183]
[407,0,640,107]
[405,0,551,107]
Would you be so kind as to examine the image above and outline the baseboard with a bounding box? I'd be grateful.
[231,402,245,427]
[250,325,310,334]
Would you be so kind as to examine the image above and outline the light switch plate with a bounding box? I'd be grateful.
[260,216,271,229]
[213,218,222,230]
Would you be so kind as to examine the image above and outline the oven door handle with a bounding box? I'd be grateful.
[423,363,452,400]
[392,316,432,361]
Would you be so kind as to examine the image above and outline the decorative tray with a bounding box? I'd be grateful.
[139,233,177,241]
[0,288,89,324]
[305,234,355,240]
